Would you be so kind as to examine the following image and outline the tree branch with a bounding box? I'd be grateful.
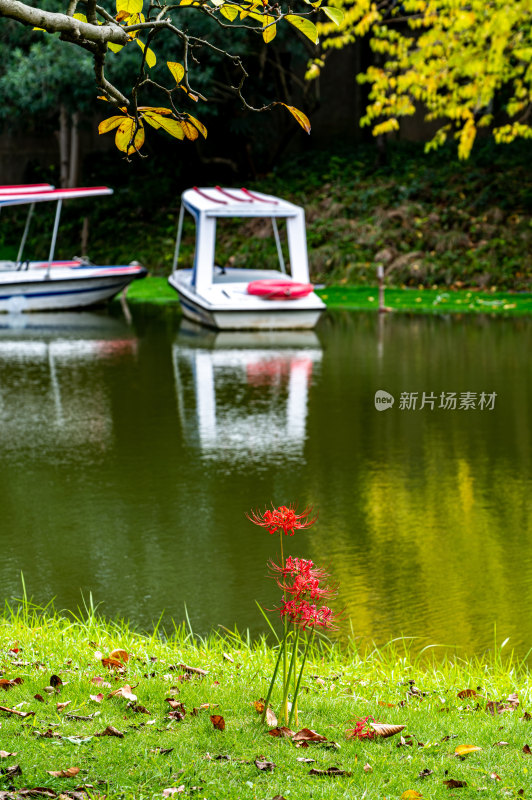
[0,0,129,45]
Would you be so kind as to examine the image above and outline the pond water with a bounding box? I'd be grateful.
[0,307,531,659]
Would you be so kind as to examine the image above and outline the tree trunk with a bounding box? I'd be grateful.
[58,104,70,188]
[68,111,80,187]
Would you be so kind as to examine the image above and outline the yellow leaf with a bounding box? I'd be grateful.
[136,39,156,67]
[220,4,239,20]
[455,744,482,757]
[115,119,145,154]
[180,86,199,102]
[116,0,143,14]
[181,120,199,141]
[186,115,208,138]
[263,14,277,43]
[98,115,127,134]
[73,12,88,22]
[401,792,423,800]
[285,14,319,44]
[108,42,124,53]
[167,61,185,84]
[278,103,311,134]
[138,106,173,115]
[142,112,185,139]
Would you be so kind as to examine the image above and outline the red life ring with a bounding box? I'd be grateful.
[247,279,314,300]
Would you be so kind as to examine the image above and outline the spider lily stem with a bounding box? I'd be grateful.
[288,630,314,729]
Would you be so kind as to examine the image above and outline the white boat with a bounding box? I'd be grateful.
[168,186,325,330]
[173,321,322,462]
[0,185,146,312]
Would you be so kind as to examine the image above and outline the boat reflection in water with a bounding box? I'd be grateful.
[0,312,137,449]
[173,321,322,463]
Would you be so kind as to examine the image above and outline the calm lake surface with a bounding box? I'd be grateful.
[0,306,531,658]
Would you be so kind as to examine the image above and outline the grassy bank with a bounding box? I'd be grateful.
[125,276,532,317]
[1,600,531,800]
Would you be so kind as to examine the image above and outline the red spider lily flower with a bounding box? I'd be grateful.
[346,717,376,740]
[270,557,327,580]
[279,599,339,631]
[247,504,316,536]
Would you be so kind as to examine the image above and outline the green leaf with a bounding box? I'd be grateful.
[285,14,319,43]
[322,6,344,25]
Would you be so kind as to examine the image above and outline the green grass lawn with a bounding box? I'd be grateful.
[1,600,531,800]
[124,276,532,317]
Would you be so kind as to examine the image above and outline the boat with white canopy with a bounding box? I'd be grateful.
[168,186,325,330]
[0,185,146,312]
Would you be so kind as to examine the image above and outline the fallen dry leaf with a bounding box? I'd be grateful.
[0,678,23,690]
[191,703,218,716]
[56,701,71,712]
[47,767,80,778]
[265,707,278,727]
[128,703,150,714]
[179,664,208,677]
[489,772,502,781]
[457,689,477,699]
[90,693,104,703]
[363,762,373,773]
[296,757,315,763]
[150,747,174,755]
[254,758,275,771]
[309,766,352,777]
[101,657,125,671]
[523,744,531,754]
[50,675,62,690]
[401,791,423,800]
[0,764,22,777]
[493,741,508,747]
[210,714,225,731]
[91,677,111,687]
[95,725,124,738]
[419,769,434,778]
[108,685,137,702]
[109,649,129,663]
[370,722,405,738]
[223,652,234,663]
[34,694,45,702]
[163,787,185,796]
[266,727,295,738]
[254,700,265,714]
[455,744,482,757]
[444,779,467,789]
[0,751,16,758]
[292,728,328,743]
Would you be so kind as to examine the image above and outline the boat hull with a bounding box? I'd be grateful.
[169,273,324,330]
[0,265,146,313]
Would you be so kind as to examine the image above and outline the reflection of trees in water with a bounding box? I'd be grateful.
[305,312,532,655]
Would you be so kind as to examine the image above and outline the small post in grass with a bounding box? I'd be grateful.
[377,264,385,313]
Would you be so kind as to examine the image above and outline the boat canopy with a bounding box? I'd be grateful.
[174,186,310,294]
[0,186,114,267]
[0,186,113,208]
